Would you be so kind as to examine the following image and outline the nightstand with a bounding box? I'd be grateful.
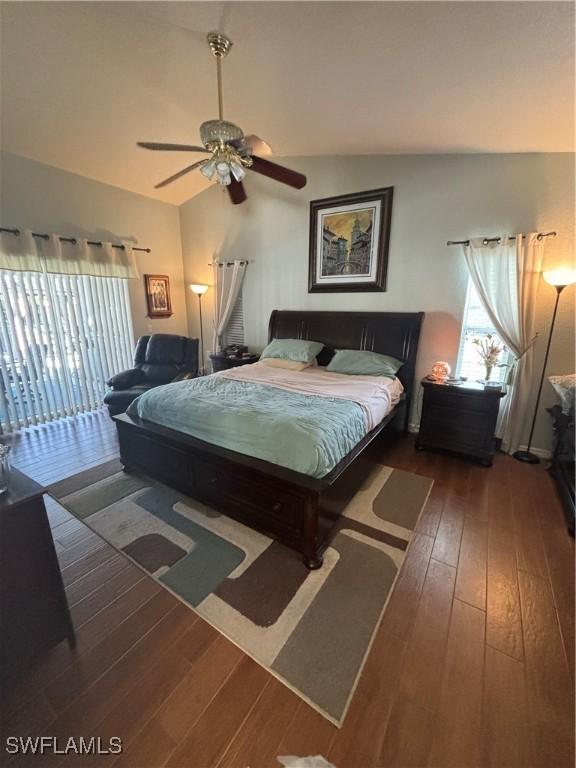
[210,353,260,373]
[416,379,505,466]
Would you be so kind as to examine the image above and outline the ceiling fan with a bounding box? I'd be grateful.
[137,32,307,204]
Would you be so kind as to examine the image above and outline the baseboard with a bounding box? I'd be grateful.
[407,423,552,459]
[515,445,552,460]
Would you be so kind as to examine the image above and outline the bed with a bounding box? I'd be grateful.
[114,310,423,568]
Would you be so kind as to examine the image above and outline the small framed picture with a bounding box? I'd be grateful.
[308,187,393,292]
[144,274,172,318]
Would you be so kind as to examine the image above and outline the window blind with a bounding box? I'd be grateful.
[456,278,512,384]
[0,270,134,432]
[223,290,245,346]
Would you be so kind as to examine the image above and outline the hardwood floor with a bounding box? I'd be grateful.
[2,409,574,768]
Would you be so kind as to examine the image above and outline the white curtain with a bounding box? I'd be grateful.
[212,260,247,352]
[0,229,43,273]
[461,233,545,453]
[0,229,139,279]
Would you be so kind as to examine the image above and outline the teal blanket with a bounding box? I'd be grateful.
[126,375,366,478]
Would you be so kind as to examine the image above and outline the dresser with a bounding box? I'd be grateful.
[416,379,505,465]
[0,469,75,674]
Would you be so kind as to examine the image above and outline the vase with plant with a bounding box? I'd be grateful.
[472,334,506,382]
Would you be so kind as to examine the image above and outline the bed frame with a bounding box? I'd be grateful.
[114,310,424,568]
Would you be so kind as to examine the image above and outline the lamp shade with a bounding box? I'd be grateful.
[190,284,208,295]
[543,269,576,288]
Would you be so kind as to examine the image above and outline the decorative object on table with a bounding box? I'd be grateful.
[416,379,505,466]
[0,444,11,494]
[190,284,209,374]
[308,187,393,293]
[471,333,506,382]
[103,334,199,416]
[50,458,432,725]
[136,33,306,203]
[514,267,576,464]
[209,351,259,372]
[547,376,575,535]
[144,274,172,318]
[430,361,452,383]
[1,469,75,674]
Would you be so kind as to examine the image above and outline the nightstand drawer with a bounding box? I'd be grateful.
[420,404,494,452]
[424,387,496,414]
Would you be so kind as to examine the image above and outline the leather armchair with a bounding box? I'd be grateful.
[104,334,199,416]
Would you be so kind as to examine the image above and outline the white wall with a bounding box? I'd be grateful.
[180,153,575,452]
[0,152,187,340]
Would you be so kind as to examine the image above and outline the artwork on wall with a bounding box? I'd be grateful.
[308,187,393,292]
[144,274,172,318]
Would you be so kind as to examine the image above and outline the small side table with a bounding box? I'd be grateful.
[0,469,75,674]
[416,379,505,466]
[210,353,260,373]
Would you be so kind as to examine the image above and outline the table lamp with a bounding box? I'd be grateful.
[514,268,576,463]
[190,284,209,374]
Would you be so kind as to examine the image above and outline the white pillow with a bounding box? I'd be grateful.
[259,358,311,371]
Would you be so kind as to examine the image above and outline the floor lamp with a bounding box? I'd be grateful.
[514,268,576,464]
[190,284,208,375]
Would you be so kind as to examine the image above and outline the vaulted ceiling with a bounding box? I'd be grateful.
[1,1,573,205]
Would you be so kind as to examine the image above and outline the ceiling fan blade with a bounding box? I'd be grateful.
[154,160,205,189]
[227,179,247,205]
[138,142,208,153]
[243,135,273,156]
[249,156,306,189]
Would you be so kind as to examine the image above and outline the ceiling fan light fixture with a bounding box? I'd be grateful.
[230,161,246,182]
[200,160,216,179]
[216,164,232,186]
[200,120,244,148]
[137,30,307,200]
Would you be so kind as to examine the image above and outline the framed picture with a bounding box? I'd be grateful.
[144,274,172,318]
[308,187,393,292]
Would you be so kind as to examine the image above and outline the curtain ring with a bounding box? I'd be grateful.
[537,233,543,240]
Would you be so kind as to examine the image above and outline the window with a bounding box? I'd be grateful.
[0,270,134,432]
[223,290,245,347]
[456,279,511,384]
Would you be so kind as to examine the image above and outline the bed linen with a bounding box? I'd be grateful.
[126,362,403,478]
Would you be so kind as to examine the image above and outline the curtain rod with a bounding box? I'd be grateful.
[0,226,151,253]
[208,260,251,266]
[447,231,557,247]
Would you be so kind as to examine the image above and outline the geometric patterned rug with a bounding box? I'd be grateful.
[49,460,432,726]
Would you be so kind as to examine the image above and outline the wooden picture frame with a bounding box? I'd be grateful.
[308,187,393,293]
[144,274,172,318]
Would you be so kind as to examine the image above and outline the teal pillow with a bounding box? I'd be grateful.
[326,349,403,377]
[260,338,324,364]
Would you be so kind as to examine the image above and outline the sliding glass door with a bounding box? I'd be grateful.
[0,270,134,432]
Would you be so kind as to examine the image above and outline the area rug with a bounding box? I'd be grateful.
[49,459,432,726]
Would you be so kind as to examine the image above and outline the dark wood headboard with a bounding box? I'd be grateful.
[268,310,424,397]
